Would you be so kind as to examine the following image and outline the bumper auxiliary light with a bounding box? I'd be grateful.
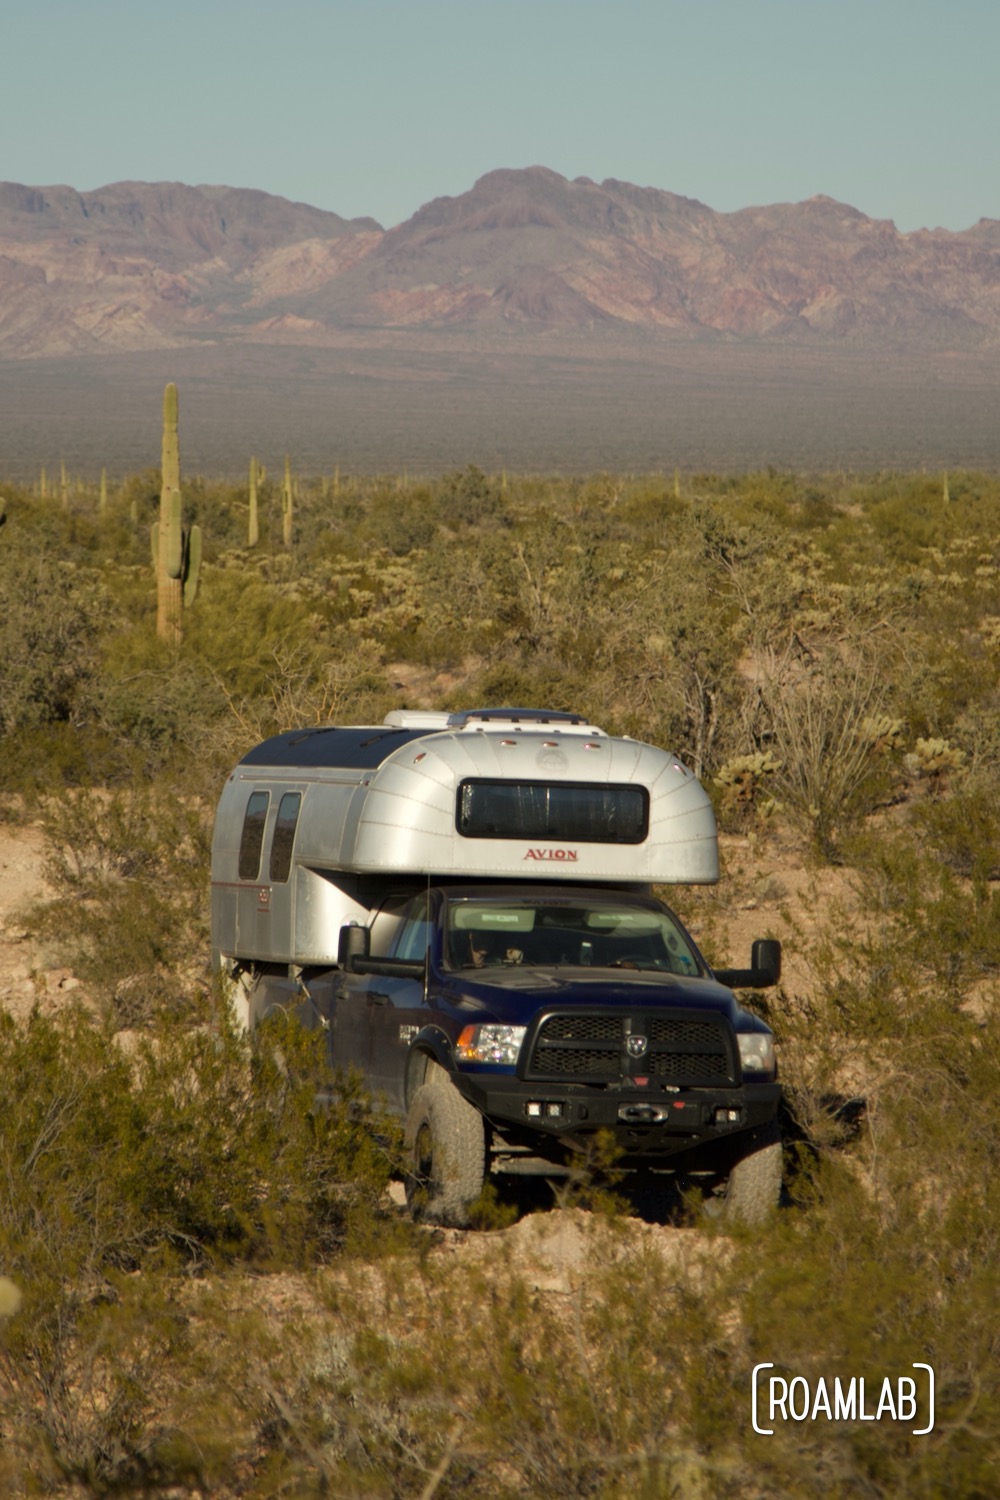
[713,1107,742,1125]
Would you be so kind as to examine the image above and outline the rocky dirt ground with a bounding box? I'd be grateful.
[0,820,75,1022]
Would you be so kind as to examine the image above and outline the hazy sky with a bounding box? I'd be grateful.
[5,0,997,232]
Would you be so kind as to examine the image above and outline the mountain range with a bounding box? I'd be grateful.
[2,167,998,359]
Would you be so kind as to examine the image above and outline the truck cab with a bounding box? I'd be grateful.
[211,708,782,1224]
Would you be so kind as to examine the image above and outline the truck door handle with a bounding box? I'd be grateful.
[366,992,389,1006]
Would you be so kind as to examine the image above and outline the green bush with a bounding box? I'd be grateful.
[0,1008,403,1489]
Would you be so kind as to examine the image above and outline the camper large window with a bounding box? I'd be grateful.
[456,780,648,844]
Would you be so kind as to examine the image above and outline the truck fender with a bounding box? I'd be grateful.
[405,1027,455,1106]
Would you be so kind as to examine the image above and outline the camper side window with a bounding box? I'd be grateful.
[238,791,270,881]
[269,792,302,883]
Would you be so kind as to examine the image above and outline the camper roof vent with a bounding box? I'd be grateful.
[382,710,453,730]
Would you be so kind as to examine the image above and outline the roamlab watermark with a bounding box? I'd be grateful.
[752,1363,935,1436]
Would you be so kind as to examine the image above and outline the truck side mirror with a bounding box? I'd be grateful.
[751,938,781,986]
[338,924,370,972]
[713,937,782,990]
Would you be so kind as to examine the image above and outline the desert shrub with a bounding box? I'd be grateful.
[354,483,443,555]
[911,778,1000,881]
[437,465,507,531]
[0,1008,399,1272]
[0,534,111,740]
[833,808,1000,988]
[0,1008,402,1489]
[35,785,212,1026]
[750,644,903,857]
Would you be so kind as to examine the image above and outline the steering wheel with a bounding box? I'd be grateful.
[609,953,668,970]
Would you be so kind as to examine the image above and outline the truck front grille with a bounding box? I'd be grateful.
[647,1051,732,1081]
[523,1010,736,1086]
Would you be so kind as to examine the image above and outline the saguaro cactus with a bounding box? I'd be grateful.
[282,454,294,548]
[248,456,260,546]
[151,383,201,642]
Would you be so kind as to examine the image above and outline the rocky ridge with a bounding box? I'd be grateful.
[1,168,998,357]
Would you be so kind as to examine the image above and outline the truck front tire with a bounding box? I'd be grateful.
[702,1118,782,1226]
[404,1078,486,1227]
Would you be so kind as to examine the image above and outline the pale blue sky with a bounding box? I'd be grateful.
[4,0,997,232]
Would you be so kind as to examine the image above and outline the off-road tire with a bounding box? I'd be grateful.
[702,1118,782,1226]
[404,1078,486,1227]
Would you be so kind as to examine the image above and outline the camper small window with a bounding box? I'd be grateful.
[238,791,270,881]
[269,792,302,883]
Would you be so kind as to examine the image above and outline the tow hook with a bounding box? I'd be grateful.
[618,1103,672,1124]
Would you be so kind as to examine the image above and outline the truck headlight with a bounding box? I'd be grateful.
[737,1031,777,1080]
[456,1024,527,1066]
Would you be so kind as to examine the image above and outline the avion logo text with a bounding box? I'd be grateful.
[524,848,579,862]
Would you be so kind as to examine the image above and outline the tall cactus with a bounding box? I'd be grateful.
[99,468,108,516]
[248,456,260,546]
[282,454,293,548]
[151,383,201,642]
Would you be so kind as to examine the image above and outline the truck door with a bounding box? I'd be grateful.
[365,893,432,1112]
[330,893,428,1108]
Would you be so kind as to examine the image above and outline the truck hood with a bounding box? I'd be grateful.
[443,966,745,1025]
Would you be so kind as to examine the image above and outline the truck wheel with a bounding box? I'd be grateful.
[702,1119,782,1226]
[404,1079,486,1227]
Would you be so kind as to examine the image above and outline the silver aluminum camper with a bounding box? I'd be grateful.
[211,708,719,973]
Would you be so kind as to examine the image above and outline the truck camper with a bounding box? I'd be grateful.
[212,708,783,1224]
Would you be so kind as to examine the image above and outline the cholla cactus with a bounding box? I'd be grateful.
[861,715,906,754]
[715,750,783,817]
[979,616,1000,650]
[151,383,202,642]
[905,737,966,779]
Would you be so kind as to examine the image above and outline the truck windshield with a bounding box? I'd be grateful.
[445,896,702,976]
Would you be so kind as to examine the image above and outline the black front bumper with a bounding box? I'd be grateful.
[452,1070,781,1163]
